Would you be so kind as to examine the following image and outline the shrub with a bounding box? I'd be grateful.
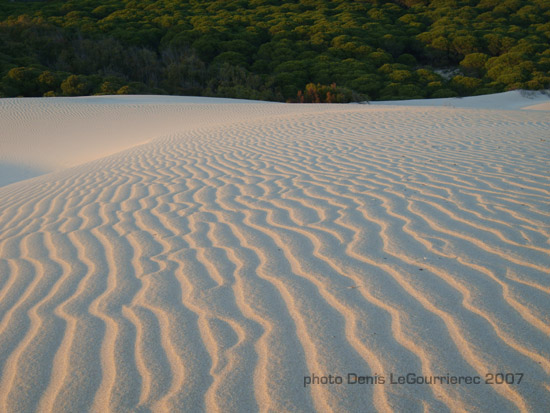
[430,88,459,98]
[294,83,363,103]
[60,75,90,96]
[451,75,483,95]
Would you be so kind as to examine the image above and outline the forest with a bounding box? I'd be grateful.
[1,0,549,102]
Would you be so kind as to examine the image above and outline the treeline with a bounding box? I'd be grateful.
[1,0,549,102]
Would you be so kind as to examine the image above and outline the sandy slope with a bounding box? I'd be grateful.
[371,89,550,110]
[0,95,549,412]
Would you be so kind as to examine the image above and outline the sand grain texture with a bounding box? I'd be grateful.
[0,95,549,412]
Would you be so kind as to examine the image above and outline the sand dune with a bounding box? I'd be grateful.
[0,95,549,412]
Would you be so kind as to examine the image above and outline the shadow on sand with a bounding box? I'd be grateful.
[0,162,48,188]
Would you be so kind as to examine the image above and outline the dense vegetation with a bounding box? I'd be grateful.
[1,0,549,102]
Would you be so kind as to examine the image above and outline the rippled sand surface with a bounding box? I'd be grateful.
[0,95,549,412]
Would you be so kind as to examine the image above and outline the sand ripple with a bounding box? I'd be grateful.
[0,101,549,412]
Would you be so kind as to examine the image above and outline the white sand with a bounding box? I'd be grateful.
[371,89,550,110]
[0,93,549,412]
